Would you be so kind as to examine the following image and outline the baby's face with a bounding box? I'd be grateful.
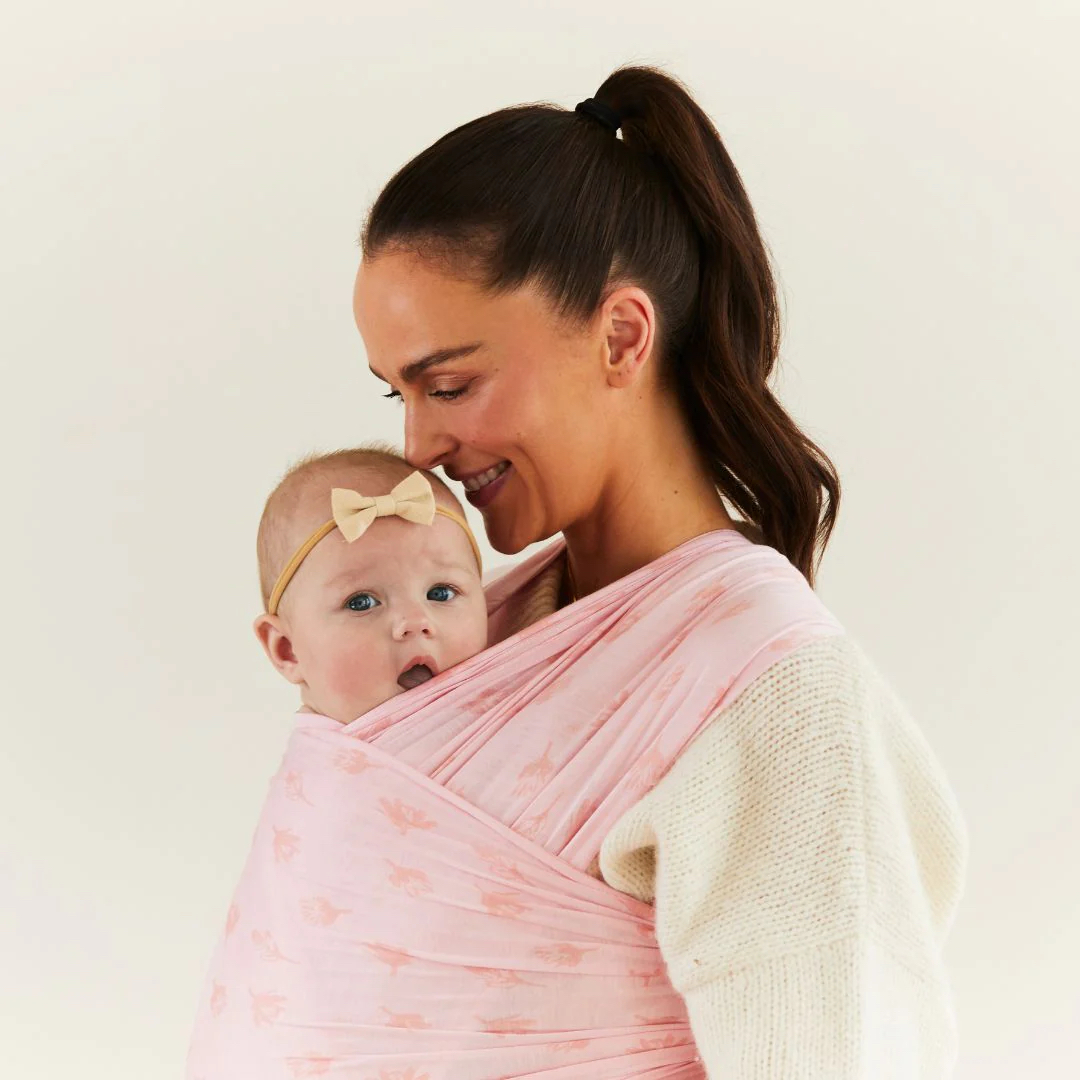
[274,507,488,724]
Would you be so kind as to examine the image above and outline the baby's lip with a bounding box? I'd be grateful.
[397,654,439,690]
[399,654,439,679]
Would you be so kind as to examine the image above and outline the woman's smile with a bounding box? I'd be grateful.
[459,461,512,508]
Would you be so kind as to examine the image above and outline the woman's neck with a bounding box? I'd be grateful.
[562,395,735,599]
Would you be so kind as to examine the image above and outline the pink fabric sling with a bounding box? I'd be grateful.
[187,530,843,1079]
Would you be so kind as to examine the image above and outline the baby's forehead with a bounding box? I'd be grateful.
[333,523,472,571]
[281,464,406,531]
[316,510,480,593]
[280,465,467,558]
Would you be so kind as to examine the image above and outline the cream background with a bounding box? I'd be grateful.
[1,2,1077,1077]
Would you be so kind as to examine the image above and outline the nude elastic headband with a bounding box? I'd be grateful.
[266,470,483,615]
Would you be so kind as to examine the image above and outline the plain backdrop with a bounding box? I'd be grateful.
[1,1,1077,1077]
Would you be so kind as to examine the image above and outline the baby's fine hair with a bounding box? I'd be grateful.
[256,443,457,608]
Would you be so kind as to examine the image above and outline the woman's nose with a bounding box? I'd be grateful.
[403,404,456,471]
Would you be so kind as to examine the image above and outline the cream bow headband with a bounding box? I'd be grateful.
[266,471,483,615]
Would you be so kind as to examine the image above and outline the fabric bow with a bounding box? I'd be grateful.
[330,471,436,543]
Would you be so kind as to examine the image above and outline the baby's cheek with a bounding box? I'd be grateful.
[447,607,489,665]
[319,643,385,703]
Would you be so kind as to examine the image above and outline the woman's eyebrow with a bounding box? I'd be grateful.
[370,343,483,385]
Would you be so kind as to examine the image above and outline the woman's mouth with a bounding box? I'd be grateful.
[462,461,511,509]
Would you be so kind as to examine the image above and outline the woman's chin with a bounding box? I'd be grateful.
[484,526,530,556]
[482,508,543,557]
[477,482,557,555]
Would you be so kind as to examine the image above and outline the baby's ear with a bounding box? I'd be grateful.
[253,613,304,686]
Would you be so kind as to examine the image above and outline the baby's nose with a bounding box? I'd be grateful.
[391,604,434,640]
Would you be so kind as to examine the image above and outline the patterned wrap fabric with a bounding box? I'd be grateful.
[187,531,844,1079]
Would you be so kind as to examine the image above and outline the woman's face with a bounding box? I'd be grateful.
[353,251,618,554]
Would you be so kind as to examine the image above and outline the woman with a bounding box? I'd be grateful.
[189,66,966,1080]
[354,66,967,1075]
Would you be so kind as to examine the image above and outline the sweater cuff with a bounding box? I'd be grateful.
[679,937,957,1080]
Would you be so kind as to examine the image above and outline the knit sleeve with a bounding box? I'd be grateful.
[598,636,968,1079]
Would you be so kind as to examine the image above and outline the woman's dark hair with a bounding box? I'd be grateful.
[363,66,840,584]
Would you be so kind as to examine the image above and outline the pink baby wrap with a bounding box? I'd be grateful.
[188,531,842,1079]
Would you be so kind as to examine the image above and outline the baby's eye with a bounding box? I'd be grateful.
[427,584,457,603]
[345,592,379,612]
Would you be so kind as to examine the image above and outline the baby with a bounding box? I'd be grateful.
[253,446,489,723]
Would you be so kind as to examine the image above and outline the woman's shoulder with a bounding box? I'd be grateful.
[602,632,968,921]
[596,636,871,897]
[482,528,836,654]
[730,519,766,544]
[723,633,875,718]
[681,633,930,758]
[667,528,832,622]
[619,632,966,861]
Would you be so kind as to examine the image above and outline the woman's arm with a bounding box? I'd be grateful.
[600,636,968,1079]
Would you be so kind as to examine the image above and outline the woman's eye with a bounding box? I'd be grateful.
[427,584,457,602]
[383,384,466,402]
[345,592,379,612]
[430,384,469,401]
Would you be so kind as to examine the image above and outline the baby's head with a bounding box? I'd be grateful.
[254,446,488,723]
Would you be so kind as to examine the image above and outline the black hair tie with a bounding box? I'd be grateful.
[575,97,622,134]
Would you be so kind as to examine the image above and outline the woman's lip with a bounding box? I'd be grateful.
[465,464,512,509]
[450,461,510,484]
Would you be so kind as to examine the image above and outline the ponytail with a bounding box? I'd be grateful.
[596,68,840,581]
[364,66,840,583]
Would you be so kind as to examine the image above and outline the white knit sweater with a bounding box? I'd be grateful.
[598,635,968,1079]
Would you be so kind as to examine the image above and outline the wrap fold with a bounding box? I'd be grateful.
[189,531,842,1079]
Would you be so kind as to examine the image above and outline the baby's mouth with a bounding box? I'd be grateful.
[397,655,439,691]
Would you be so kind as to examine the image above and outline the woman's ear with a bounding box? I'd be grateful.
[601,285,656,389]
[253,613,305,686]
